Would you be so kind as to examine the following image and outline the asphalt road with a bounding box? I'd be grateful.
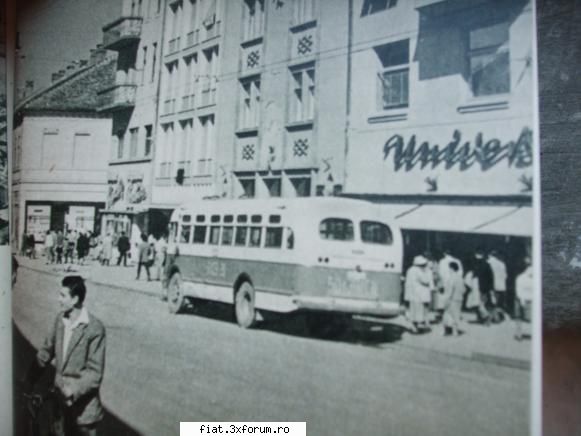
[13,268,530,436]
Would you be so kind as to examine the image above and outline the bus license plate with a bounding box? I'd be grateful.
[328,273,379,299]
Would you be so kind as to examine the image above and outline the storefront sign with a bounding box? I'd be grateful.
[382,127,532,171]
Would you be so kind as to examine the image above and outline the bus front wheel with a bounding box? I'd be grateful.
[168,273,187,314]
[235,281,257,328]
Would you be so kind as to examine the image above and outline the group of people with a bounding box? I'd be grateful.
[41,229,94,265]
[404,248,533,340]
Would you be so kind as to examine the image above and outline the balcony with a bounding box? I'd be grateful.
[102,16,143,51]
[97,83,137,112]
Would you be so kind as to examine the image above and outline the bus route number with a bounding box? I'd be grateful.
[205,260,226,279]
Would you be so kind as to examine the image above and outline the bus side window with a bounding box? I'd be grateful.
[235,226,248,246]
[249,227,262,247]
[209,226,221,245]
[286,227,294,250]
[265,227,283,248]
[319,218,354,241]
[193,226,207,244]
[180,225,192,243]
[222,226,234,245]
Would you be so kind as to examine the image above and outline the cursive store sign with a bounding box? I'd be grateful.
[383,127,532,171]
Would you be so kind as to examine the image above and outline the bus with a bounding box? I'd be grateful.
[164,197,404,335]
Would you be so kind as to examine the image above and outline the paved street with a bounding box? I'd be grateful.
[13,267,530,436]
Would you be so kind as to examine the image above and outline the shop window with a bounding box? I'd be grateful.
[468,22,510,97]
[361,0,397,17]
[319,218,354,241]
[375,39,409,110]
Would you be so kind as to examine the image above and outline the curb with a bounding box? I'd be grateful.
[20,263,531,371]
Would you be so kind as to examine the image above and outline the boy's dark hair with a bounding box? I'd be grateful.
[62,275,87,304]
[449,261,459,272]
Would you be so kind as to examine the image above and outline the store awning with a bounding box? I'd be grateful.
[384,204,532,237]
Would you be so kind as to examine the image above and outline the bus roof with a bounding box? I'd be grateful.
[171,197,391,221]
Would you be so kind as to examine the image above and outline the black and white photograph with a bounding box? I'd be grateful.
[10,0,541,435]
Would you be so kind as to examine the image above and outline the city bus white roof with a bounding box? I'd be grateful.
[171,197,393,221]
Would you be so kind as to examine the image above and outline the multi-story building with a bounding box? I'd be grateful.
[150,0,224,222]
[98,0,165,240]
[343,0,535,293]
[12,54,115,249]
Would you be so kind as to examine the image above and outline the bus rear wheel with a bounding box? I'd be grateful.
[168,272,187,314]
[305,313,350,338]
[235,281,257,328]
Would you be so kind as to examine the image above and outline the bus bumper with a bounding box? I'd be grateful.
[292,296,404,318]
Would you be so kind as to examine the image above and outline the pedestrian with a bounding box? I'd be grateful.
[514,256,533,341]
[44,230,54,264]
[136,233,152,281]
[404,255,432,333]
[56,230,65,264]
[64,231,76,264]
[442,261,466,336]
[487,249,508,314]
[162,231,179,301]
[26,233,36,259]
[153,235,167,280]
[77,231,89,265]
[472,249,494,324]
[101,233,113,266]
[116,231,130,267]
[437,249,463,317]
[24,275,106,436]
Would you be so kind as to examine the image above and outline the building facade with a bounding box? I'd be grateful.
[98,0,165,241]
[12,57,115,249]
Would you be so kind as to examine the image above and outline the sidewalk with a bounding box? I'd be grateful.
[16,255,531,370]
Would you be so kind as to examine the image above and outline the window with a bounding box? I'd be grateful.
[294,0,316,24]
[237,214,248,223]
[196,214,205,223]
[360,221,393,245]
[151,43,157,83]
[375,40,409,109]
[251,214,262,223]
[243,0,265,41]
[224,215,234,223]
[290,176,311,197]
[235,226,248,246]
[239,78,261,129]
[145,125,153,156]
[319,218,354,241]
[468,22,510,97]
[141,45,147,85]
[249,227,262,247]
[289,65,315,122]
[264,177,281,197]
[209,226,221,244]
[129,127,139,158]
[361,0,397,16]
[180,225,192,243]
[222,226,234,245]
[193,225,207,243]
[211,214,220,223]
[269,215,281,224]
[265,227,283,248]
[240,178,255,198]
[117,131,125,159]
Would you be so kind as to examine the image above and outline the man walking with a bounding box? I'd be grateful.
[442,261,465,336]
[25,276,106,435]
[136,233,152,281]
[117,231,130,267]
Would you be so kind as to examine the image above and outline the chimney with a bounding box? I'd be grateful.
[94,44,107,64]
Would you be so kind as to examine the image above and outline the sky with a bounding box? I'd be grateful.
[16,0,121,96]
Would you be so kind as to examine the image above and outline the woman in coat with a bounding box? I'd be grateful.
[404,255,433,333]
[101,233,113,266]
